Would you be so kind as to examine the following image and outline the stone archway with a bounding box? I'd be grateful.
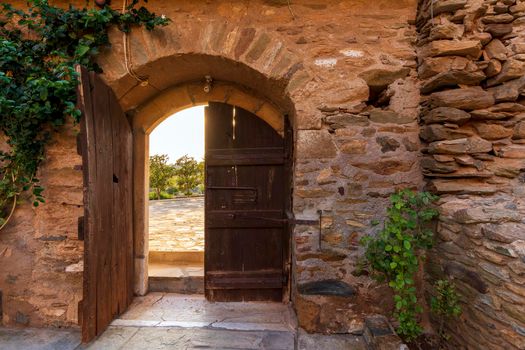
[90,5,424,333]
[90,8,310,295]
[128,80,292,295]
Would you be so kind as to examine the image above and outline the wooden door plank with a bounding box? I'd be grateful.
[77,66,97,343]
[282,115,294,301]
[91,74,114,333]
[110,90,123,316]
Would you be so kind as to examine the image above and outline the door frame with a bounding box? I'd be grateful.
[128,82,294,301]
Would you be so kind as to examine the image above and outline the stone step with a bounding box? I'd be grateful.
[149,250,204,264]
[149,276,204,294]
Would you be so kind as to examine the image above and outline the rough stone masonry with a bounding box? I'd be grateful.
[0,0,523,348]
[417,0,525,348]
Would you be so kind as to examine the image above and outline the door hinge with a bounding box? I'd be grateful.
[288,218,318,225]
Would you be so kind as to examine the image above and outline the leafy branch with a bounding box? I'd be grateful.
[0,0,170,230]
[360,189,440,341]
[431,279,462,347]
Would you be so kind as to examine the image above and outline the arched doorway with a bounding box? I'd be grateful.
[78,69,294,342]
[130,81,294,298]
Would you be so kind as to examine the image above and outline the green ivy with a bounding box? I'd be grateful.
[431,279,462,345]
[0,0,170,229]
[360,189,439,341]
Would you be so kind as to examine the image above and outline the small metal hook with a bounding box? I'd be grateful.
[204,75,213,93]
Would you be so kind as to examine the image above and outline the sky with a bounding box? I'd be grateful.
[149,106,205,162]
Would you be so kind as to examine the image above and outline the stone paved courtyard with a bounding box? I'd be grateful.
[149,197,204,252]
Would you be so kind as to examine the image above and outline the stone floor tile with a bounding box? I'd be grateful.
[117,293,297,331]
[149,197,204,252]
[297,329,366,350]
[79,326,139,350]
[0,327,80,350]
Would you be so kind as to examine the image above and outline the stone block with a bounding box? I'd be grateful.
[428,179,497,194]
[231,27,255,59]
[296,130,337,159]
[420,124,473,142]
[484,23,513,38]
[358,66,410,90]
[419,40,482,59]
[428,137,492,154]
[420,70,485,94]
[422,107,471,124]
[351,159,414,175]
[472,123,513,140]
[418,56,473,79]
[295,294,361,334]
[429,87,495,110]
[340,140,368,154]
[363,315,405,350]
[487,76,525,102]
[487,59,525,86]
[431,0,468,16]
[298,280,355,297]
[369,110,414,124]
[484,39,508,61]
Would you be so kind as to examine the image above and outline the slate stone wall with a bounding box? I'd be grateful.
[417,0,525,348]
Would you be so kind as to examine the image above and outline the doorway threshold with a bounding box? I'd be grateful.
[111,293,297,333]
[148,251,204,294]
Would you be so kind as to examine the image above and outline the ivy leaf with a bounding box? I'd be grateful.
[75,44,90,57]
[40,88,48,100]
[390,262,397,269]
[403,240,411,250]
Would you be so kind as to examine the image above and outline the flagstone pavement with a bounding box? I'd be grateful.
[0,293,366,350]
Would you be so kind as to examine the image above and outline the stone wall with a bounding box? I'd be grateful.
[6,1,525,347]
[100,0,424,335]
[416,0,525,348]
[0,0,423,333]
[0,123,83,327]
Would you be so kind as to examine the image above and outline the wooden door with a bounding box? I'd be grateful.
[77,66,134,342]
[205,102,289,302]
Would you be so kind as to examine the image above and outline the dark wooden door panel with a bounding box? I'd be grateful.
[77,66,134,343]
[204,102,288,302]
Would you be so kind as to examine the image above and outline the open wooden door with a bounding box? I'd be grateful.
[204,103,289,302]
[76,66,134,342]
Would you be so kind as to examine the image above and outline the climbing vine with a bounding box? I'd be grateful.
[360,189,440,341]
[431,278,462,346]
[0,0,170,229]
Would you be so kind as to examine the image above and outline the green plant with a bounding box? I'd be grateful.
[360,189,439,341]
[0,0,170,230]
[148,191,173,200]
[431,279,462,346]
[173,155,204,196]
[149,154,175,200]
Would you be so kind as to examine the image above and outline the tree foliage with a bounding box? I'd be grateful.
[149,154,175,200]
[0,0,170,229]
[174,155,203,196]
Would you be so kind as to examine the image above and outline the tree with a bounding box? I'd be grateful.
[174,155,204,196]
[149,154,175,200]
